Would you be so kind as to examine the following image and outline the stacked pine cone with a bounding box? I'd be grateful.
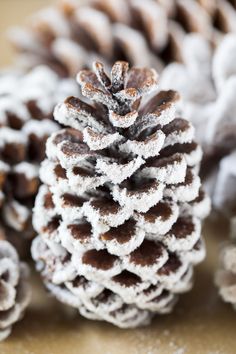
[215,243,236,309]
[9,0,236,77]
[160,30,236,311]
[0,240,30,340]
[214,152,236,308]
[0,66,78,255]
[160,33,236,215]
[32,61,210,328]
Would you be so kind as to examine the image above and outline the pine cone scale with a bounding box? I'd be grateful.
[0,241,30,340]
[10,0,236,76]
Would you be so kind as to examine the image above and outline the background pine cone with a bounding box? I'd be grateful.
[9,0,236,77]
[160,33,236,214]
[32,61,210,328]
[0,66,78,256]
[0,240,30,341]
[215,242,236,310]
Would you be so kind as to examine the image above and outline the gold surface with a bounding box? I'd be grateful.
[1,1,236,353]
[0,0,50,67]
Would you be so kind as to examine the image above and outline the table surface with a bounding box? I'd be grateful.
[1,1,236,353]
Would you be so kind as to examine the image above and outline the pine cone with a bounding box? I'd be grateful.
[206,151,236,217]
[215,242,236,310]
[32,61,210,328]
[0,66,78,255]
[0,240,30,341]
[160,33,236,212]
[9,0,236,77]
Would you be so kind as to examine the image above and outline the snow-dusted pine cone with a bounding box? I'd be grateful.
[206,151,236,218]
[161,33,236,213]
[215,242,236,309]
[0,66,78,253]
[32,61,210,328]
[0,240,31,341]
[9,0,236,77]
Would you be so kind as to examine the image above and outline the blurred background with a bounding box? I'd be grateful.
[0,0,49,67]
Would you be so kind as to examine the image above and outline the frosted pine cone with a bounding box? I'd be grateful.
[206,151,236,217]
[32,61,210,328]
[9,0,236,77]
[0,240,31,341]
[0,66,78,253]
[161,33,236,213]
[215,242,236,309]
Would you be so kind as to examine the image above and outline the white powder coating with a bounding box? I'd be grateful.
[39,159,69,191]
[180,191,211,220]
[19,66,77,114]
[0,127,27,147]
[32,61,209,328]
[51,187,85,223]
[113,23,163,71]
[163,121,194,148]
[13,162,39,180]
[119,130,165,159]
[33,185,58,235]
[101,224,146,257]
[136,201,179,235]
[0,66,78,126]
[74,7,113,58]
[184,239,206,266]
[109,110,138,128]
[0,97,30,125]
[212,34,236,90]
[0,65,78,241]
[92,0,131,24]
[31,7,71,38]
[9,26,46,58]
[161,217,201,253]
[22,119,59,138]
[140,103,177,130]
[112,181,165,213]
[0,241,31,341]
[66,166,107,194]
[183,144,203,167]
[204,77,236,145]
[215,243,236,308]
[0,160,9,173]
[10,0,236,80]
[0,71,21,96]
[130,0,168,50]
[165,171,201,203]
[160,33,236,213]
[83,128,121,151]
[83,200,132,233]
[177,0,211,36]
[52,38,88,77]
[3,200,30,232]
[96,156,145,184]
[54,101,106,134]
[210,151,236,213]
[139,153,187,185]
[160,33,215,105]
